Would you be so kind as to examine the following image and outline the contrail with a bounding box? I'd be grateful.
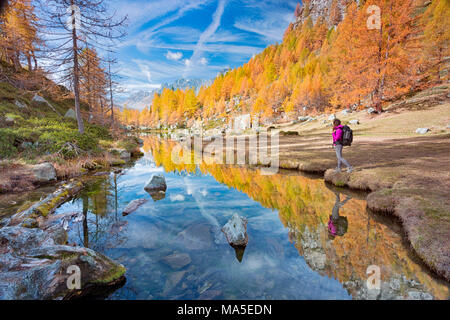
[184,0,226,76]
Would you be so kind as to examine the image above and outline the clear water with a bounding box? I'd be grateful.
[52,137,449,300]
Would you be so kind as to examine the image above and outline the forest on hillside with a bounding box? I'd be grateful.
[0,0,125,133]
[118,0,449,128]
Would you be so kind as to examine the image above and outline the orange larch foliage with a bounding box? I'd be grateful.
[120,0,446,127]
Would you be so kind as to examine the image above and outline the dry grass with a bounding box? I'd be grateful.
[367,189,450,281]
[0,152,125,194]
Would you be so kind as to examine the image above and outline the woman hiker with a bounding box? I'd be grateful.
[332,119,353,173]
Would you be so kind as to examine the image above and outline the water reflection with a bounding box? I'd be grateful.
[328,193,350,240]
[52,136,449,300]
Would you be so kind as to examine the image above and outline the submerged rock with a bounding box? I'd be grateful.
[31,162,57,183]
[162,271,186,296]
[199,289,222,300]
[221,213,248,247]
[175,224,214,250]
[109,221,128,235]
[162,253,191,270]
[122,198,148,216]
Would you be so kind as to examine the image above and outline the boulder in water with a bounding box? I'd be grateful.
[221,213,248,247]
[122,198,148,216]
[144,174,167,193]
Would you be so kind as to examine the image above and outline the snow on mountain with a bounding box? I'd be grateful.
[117,78,212,111]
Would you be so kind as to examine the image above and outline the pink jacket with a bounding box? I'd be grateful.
[333,125,344,145]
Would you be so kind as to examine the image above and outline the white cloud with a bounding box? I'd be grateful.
[113,0,208,32]
[184,59,192,67]
[199,57,208,66]
[170,194,186,202]
[119,0,209,48]
[166,51,183,61]
[233,2,296,42]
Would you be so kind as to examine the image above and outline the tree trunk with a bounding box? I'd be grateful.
[26,53,32,71]
[437,48,442,83]
[71,1,85,134]
[108,62,115,126]
[32,52,37,71]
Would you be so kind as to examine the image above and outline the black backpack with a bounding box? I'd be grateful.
[341,125,353,146]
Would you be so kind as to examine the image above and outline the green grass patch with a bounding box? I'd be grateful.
[0,116,112,159]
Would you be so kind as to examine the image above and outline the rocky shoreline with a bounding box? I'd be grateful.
[0,137,147,299]
[0,180,126,299]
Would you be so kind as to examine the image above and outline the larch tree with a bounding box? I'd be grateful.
[0,0,40,73]
[330,0,420,112]
[329,2,370,109]
[421,0,450,83]
[368,0,421,112]
[79,46,108,122]
[37,0,127,134]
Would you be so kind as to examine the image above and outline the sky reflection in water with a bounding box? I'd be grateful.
[53,138,449,300]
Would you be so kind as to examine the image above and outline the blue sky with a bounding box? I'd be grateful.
[109,0,299,94]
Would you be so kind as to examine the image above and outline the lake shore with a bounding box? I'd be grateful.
[199,99,450,282]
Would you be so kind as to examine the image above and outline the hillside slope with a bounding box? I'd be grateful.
[0,62,142,194]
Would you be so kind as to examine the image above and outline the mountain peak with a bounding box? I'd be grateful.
[294,0,357,27]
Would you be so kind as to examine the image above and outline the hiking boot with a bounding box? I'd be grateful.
[347,167,354,173]
[335,168,342,172]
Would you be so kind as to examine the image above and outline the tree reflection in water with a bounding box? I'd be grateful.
[140,136,449,300]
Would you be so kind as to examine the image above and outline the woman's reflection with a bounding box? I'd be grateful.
[328,192,350,240]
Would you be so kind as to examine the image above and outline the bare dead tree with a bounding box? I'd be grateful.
[105,52,124,127]
[36,0,127,134]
